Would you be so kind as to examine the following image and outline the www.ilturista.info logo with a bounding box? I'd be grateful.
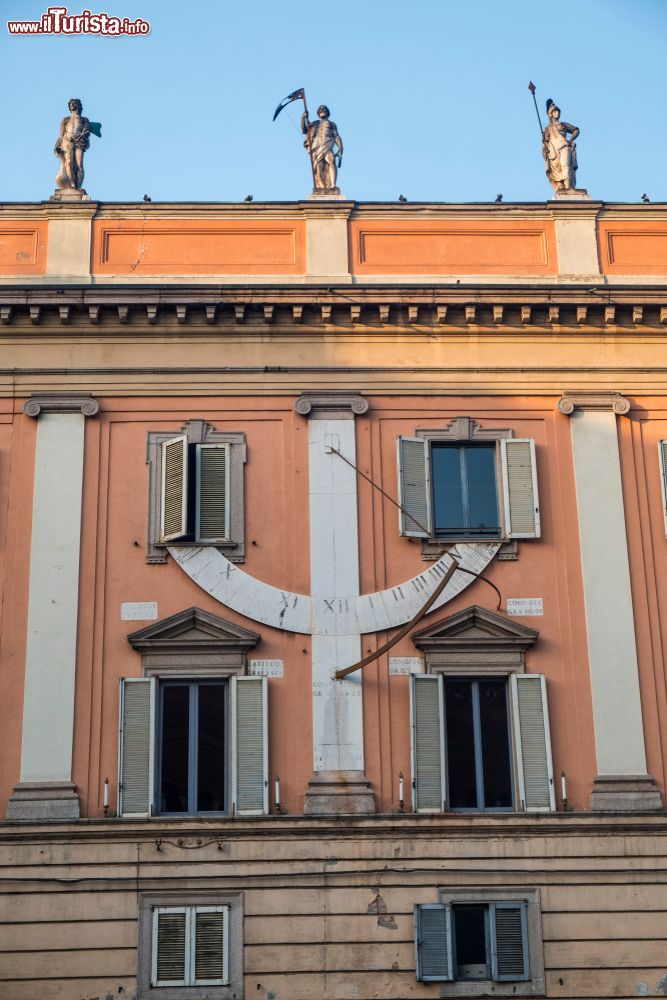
[7,6,150,34]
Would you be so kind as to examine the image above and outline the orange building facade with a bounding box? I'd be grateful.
[0,198,666,999]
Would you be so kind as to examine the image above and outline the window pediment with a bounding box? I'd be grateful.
[128,607,260,677]
[412,605,538,674]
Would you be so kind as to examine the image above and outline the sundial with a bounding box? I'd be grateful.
[167,404,500,780]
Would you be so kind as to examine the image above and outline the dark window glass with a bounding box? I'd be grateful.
[479,680,512,808]
[432,444,500,537]
[159,681,226,815]
[160,684,190,813]
[453,905,488,980]
[444,678,513,811]
[197,684,226,812]
[444,680,477,808]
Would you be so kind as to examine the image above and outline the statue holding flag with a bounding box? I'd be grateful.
[52,98,101,200]
[273,89,343,195]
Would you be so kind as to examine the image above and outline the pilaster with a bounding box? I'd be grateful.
[45,203,96,279]
[295,391,375,815]
[7,394,99,821]
[558,392,662,811]
[551,201,602,278]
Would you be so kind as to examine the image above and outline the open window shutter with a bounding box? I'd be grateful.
[194,908,228,985]
[510,674,555,812]
[414,904,453,981]
[231,676,268,815]
[397,436,431,537]
[491,903,529,981]
[659,441,667,537]
[118,677,155,817]
[501,438,541,538]
[161,435,188,541]
[196,444,230,543]
[153,909,188,986]
[410,674,445,812]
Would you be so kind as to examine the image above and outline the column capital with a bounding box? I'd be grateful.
[295,391,369,419]
[557,392,630,416]
[24,394,100,418]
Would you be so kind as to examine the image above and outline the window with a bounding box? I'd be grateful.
[431,443,500,538]
[411,672,554,814]
[119,674,267,817]
[659,440,667,536]
[147,421,246,563]
[138,892,243,1000]
[123,608,267,818]
[152,906,229,986]
[414,889,545,996]
[444,677,513,810]
[397,418,540,542]
[158,681,228,815]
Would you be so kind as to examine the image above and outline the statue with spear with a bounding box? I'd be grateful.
[528,82,581,195]
[273,88,344,195]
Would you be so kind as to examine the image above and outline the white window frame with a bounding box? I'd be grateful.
[151,905,229,988]
[658,440,667,536]
[138,891,243,1000]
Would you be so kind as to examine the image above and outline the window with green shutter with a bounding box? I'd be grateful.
[151,905,229,988]
[414,889,544,995]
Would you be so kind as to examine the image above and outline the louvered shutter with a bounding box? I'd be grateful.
[161,435,188,541]
[153,908,188,986]
[410,674,445,812]
[231,676,268,815]
[659,441,667,536]
[194,907,228,985]
[491,903,529,981]
[414,904,453,981]
[510,674,555,812]
[196,444,230,543]
[118,678,155,816]
[500,438,541,538]
[397,436,431,537]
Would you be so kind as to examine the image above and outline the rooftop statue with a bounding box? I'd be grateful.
[301,105,343,195]
[273,88,343,197]
[52,98,101,201]
[542,98,579,194]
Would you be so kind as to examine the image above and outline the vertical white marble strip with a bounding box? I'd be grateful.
[308,419,364,771]
[19,413,85,783]
[570,408,648,776]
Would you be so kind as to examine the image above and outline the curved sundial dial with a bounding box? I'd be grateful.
[169,542,500,637]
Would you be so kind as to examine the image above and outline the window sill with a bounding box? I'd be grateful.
[437,979,545,998]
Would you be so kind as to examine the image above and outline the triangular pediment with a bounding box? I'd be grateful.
[412,605,538,652]
[128,607,260,653]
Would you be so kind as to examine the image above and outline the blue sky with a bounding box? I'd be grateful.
[1,0,665,203]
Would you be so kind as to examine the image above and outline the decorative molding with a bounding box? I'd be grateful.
[128,606,260,677]
[591,774,662,812]
[295,391,369,418]
[2,289,667,330]
[24,394,99,418]
[558,392,631,416]
[412,604,538,675]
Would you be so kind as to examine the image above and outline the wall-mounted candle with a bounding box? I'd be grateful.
[399,772,404,810]
[274,775,281,812]
[103,777,109,810]
[561,771,567,805]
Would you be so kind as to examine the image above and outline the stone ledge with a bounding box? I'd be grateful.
[591,774,663,812]
[6,781,81,821]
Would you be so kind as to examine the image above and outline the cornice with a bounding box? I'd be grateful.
[1,285,666,330]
